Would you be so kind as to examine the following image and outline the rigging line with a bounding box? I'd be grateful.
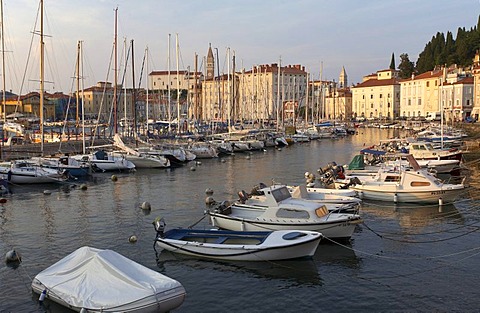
[324,232,480,262]
[14,0,41,113]
[361,221,480,243]
[137,49,146,90]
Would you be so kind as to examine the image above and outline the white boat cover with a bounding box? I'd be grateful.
[32,246,185,311]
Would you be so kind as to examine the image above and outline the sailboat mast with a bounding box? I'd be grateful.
[131,39,137,139]
[113,7,118,134]
[80,41,85,154]
[167,34,171,132]
[1,0,5,123]
[175,33,180,134]
[146,46,149,135]
[76,41,80,127]
[40,0,44,153]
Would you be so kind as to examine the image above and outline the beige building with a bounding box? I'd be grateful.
[399,66,474,121]
[78,82,132,122]
[472,52,480,120]
[351,69,400,120]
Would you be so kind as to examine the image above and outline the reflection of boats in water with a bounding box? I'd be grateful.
[156,250,322,286]
[360,201,464,234]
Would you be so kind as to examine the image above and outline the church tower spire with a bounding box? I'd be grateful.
[206,43,214,80]
[339,66,347,88]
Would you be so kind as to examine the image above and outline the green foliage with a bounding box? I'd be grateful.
[415,15,480,74]
[398,53,415,79]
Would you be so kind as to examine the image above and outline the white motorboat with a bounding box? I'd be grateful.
[31,246,186,313]
[154,218,321,261]
[345,155,467,204]
[72,150,136,172]
[0,160,67,184]
[245,183,360,213]
[288,185,362,205]
[407,141,463,162]
[207,184,362,240]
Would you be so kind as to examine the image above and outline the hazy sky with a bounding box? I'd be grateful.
[1,0,479,94]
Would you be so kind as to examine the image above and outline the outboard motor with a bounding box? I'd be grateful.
[238,190,249,204]
[153,217,166,237]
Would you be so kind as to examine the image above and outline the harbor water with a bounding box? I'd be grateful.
[1,128,480,312]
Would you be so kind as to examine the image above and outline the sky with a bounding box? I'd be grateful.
[1,0,479,95]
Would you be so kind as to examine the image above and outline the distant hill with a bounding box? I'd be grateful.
[415,15,480,74]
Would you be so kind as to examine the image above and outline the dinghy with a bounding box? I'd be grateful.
[31,246,186,313]
[154,218,322,261]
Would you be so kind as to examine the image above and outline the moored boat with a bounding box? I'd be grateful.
[154,218,322,261]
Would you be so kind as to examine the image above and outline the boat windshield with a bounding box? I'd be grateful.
[270,187,291,202]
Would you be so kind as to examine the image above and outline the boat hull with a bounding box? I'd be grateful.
[155,230,321,261]
[352,184,465,203]
[208,212,360,240]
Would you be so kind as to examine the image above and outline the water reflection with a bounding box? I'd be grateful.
[156,250,322,286]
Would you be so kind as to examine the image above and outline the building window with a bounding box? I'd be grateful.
[370,95,373,99]
[380,94,383,98]
[418,99,421,105]
[370,103,373,109]
[426,81,429,87]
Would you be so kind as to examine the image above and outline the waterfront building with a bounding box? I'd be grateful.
[351,69,400,120]
[399,66,473,122]
[472,51,480,121]
[322,67,352,121]
[78,81,132,122]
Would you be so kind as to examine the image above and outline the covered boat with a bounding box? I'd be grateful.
[154,218,322,261]
[31,246,186,313]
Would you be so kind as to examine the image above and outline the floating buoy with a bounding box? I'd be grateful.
[141,201,151,210]
[111,175,118,182]
[5,249,21,263]
[245,155,251,160]
[0,198,7,204]
[394,193,398,203]
[39,289,47,303]
[277,148,282,151]
[190,166,196,171]
[221,159,226,163]
[205,188,214,196]
[128,235,137,243]
[43,190,52,195]
[196,161,202,166]
[79,183,88,190]
[439,197,443,206]
[205,196,216,205]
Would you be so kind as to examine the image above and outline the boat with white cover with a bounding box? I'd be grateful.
[72,150,136,172]
[207,184,362,240]
[31,246,186,313]
[154,218,321,261]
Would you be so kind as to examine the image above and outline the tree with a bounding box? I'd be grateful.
[389,53,395,69]
[398,53,415,79]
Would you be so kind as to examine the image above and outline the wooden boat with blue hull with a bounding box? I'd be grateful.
[154,218,322,261]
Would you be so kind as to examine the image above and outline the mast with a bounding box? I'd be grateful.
[227,47,231,133]
[145,46,149,135]
[276,58,281,131]
[39,0,44,153]
[131,39,136,140]
[1,0,5,123]
[167,34,171,132]
[175,33,180,134]
[305,72,309,130]
[113,7,118,134]
[80,41,85,154]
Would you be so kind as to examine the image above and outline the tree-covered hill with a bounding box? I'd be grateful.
[415,15,480,74]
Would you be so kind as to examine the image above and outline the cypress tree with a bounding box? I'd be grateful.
[389,53,395,70]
